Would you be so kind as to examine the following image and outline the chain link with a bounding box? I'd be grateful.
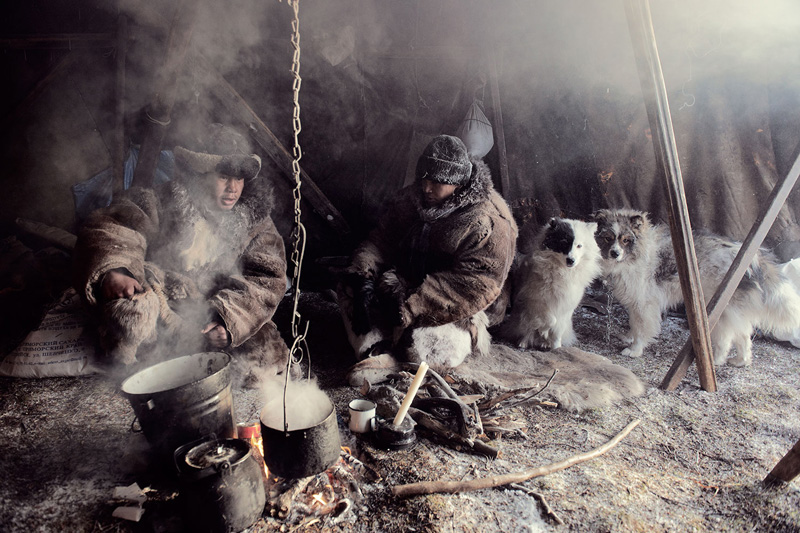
[282,0,310,432]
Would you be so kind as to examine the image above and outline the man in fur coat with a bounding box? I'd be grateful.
[339,134,517,369]
[73,125,288,386]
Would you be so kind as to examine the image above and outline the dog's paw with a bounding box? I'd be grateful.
[622,345,643,358]
[728,354,752,367]
[616,331,634,344]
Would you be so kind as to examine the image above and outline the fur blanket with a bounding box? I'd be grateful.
[455,344,645,412]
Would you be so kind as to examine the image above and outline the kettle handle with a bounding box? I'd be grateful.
[173,434,218,475]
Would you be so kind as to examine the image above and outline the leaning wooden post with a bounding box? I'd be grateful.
[661,147,800,389]
[112,12,128,194]
[488,46,510,197]
[623,0,716,391]
[764,437,800,486]
[132,0,196,188]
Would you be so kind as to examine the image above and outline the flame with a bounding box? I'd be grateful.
[311,493,327,506]
[340,446,351,455]
[249,433,269,478]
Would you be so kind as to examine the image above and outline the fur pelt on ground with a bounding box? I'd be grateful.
[593,208,800,365]
[454,344,645,412]
[500,218,602,350]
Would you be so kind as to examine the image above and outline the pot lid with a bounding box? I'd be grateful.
[184,439,249,469]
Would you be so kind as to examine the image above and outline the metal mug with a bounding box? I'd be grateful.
[348,399,377,433]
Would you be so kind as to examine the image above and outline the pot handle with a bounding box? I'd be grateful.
[130,416,142,433]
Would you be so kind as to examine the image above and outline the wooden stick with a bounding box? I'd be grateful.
[508,483,564,525]
[391,419,640,497]
[408,407,499,459]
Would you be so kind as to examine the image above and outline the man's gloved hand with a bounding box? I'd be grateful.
[378,270,408,328]
[351,276,375,335]
[202,321,231,349]
[101,268,143,300]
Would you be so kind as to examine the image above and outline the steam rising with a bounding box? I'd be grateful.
[260,377,333,431]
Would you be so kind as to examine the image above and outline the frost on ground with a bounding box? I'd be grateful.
[1,290,799,532]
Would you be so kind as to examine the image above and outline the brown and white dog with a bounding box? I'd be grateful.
[593,208,800,365]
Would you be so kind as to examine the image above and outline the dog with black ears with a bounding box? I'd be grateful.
[500,217,602,350]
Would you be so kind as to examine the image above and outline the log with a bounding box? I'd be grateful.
[392,419,640,497]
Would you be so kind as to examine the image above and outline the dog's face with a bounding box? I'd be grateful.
[592,209,646,262]
[541,218,598,268]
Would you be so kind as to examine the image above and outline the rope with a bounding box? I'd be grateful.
[282,0,311,435]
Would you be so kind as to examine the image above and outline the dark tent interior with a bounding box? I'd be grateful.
[1,0,799,531]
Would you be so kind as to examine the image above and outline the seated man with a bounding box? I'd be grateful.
[73,125,289,386]
[338,134,517,369]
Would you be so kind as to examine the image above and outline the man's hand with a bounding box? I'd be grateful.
[202,321,231,349]
[101,269,143,300]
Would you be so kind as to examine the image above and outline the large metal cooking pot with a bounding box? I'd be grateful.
[174,437,265,533]
[260,395,341,479]
[121,352,235,459]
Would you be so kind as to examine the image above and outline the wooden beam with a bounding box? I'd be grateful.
[0,51,77,128]
[112,14,128,194]
[488,46,510,197]
[764,437,800,486]
[661,147,800,389]
[191,54,352,239]
[132,0,197,188]
[0,34,114,49]
[624,0,717,391]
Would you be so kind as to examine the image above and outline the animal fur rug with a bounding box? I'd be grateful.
[454,344,645,412]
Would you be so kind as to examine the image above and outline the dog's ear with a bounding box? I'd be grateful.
[630,214,645,231]
[591,210,607,226]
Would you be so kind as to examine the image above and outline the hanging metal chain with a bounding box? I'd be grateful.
[283,0,310,433]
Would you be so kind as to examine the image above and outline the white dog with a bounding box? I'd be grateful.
[593,208,800,365]
[500,218,601,350]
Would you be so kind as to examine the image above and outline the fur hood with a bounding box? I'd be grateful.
[413,157,494,222]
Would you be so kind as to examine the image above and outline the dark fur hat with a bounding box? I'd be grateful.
[174,123,261,181]
[415,134,473,186]
[173,147,262,181]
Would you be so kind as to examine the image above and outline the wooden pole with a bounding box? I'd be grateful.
[112,14,128,194]
[0,34,113,49]
[764,437,800,486]
[661,147,800,389]
[0,52,76,128]
[132,0,197,188]
[488,46,510,197]
[190,54,352,239]
[624,0,716,391]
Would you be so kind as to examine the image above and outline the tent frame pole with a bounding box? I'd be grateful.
[623,0,717,391]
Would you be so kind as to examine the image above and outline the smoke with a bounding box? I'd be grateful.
[259,376,333,431]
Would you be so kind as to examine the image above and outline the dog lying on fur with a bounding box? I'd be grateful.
[593,208,800,365]
[500,218,601,350]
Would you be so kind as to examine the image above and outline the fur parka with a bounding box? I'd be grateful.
[73,172,288,378]
[348,158,518,330]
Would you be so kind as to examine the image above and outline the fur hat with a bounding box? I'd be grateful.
[174,123,261,181]
[416,134,473,185]
[173,147,262,181]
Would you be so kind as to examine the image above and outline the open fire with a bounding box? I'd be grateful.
[239,423,380,528]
